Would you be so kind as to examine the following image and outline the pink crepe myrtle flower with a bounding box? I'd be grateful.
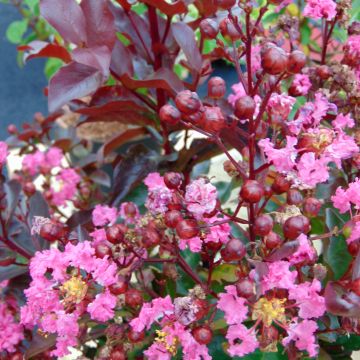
[258,136,298,172]
[87,291,117,322]
[0,141,8,167]
[217,285,248,325]
[226,324,259,357]
[332,113,355,129]
[51,168,81,206]
[251,45,262,73]
[119,202,140,223]
[267,93,296,120]
[289,234,317,265]
[179,235,203,253]
[228,82,246,107]
[92,204,118,227]
[292,74,312,95]
[260,261,297,293]
[344,35,360,68]
[332,179,360,214]
[90,228,108,245]
[347,221,360,244]
[130,295,174,332]
[288,280,326,319]
[185,178,218,219]
[303,0,337,20]
[22,146,63,175]
[144,172,173,214]
[0,302,24,353]
[282,319,319,357]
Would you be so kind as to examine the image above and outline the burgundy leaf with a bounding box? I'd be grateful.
[23,41,71,63]
[40,0,87,45]
[80,0,116,49]
[120,67,184,95]
[25,333,56,360]
[72,45,112,77]
[172,22,202,72]
[140,0,188,16]
[266,240,300,262]
[110,40,134,78]
[48,62,103,112]
[89,169,112,188]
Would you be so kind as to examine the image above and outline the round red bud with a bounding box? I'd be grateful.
[287,50,306,74]
[208,76,226,99]
[109,276,128,295]
[125,289,143,307]
[283,215,311,240]
[110,346,126,360]
[200,19,219,39]
[219,18,242,40]
[164,172,183,189]
[261,46,288,75]
[176,219,200,239]
[271,174,291,194]
[40,222,68,242]
[235,96,256,120]
[240,180,265,203]
[95,244,112,259]
[201,106,225,133]
[254,214,274,236]
[221,238,246,262]
[287,189,303,205]
[265,231,282,249]
[303,197,322,218]
[164,210,183,229]
[129,329,145,343]
[192,326,213,345]
[316,65,332,80]
[236,278,255,298]
[24,182,36,197]
[159,104,181,125]
[351,278,360,296]
[142,228,161,248]
[175,90,201,115]
[106,224,125,244]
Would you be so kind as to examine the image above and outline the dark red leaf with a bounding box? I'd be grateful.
[89,169,112,188]
[67,209,93,230]
[266,240,299,262]
[40,0,87,45]
[172,22,202,72]
[98,127,148,161]
[52,138,73,152]
[140,0,187,16]
[115,0,132,11]
[48,62,103,112]
[23,41,71,63]
[80,0,116,49]
[119,68,184,95]
[110,40,134,78]
[0,265,27,282]
[72,46,111,77]
[25,333,56,360]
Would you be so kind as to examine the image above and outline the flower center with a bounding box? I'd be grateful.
[60,276,88,304]
[252,298,286,326]
[155,330,178,356]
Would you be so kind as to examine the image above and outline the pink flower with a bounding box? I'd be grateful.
[217,285,248,325]
[331,186,351,213]
[144,172,166,190]
[119,202,140,223]
[203,217,231,244]
[144,343,171,360]
[251,45,262,73]
[87,291,117,322]
[346,179,360,209]
[347,221,360,244]
[179,235,203,253]
[289,234,317,265]
[31,216,51,235]
[51,168,80,206]
[90,228,108,245]
[64,241,96,273]
[185,178,218,218]
[260,261,297,293]
[92,204,118,227]
[226,324,259,357]
[0,141,8,167]
[303,0,337,20]
[130,296,174,332]
[144,173,173,214]
[292,74,312,95]
[344,35,360,68]
[22,150,45,175]
[289,280,326,319]
[0,302,24,353]
[267,93,296,120]
[282,320,319,357]
[46,147,63,168]
[296,152,329,188]
[332,113,355,129]
[91,257,118,286]
[258,136,298,172]
[323,131,358,168]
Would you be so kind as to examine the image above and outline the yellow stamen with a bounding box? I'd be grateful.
[252,298,286,326]
[155,330,178,356]
[60,276,88,304]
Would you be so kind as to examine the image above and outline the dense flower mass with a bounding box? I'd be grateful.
[0,0,359,358]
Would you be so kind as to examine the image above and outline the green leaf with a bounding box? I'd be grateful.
[212,264,238,283]
[24,0,38,11]
[44,58,63,79]
[300,21,311,45]
[6,19,28,44]
[324,208,352,280]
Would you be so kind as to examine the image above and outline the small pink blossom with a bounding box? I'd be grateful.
[332,113,355,129]
[0,302,24,353]
[179,235,203,253]
[217,285,248,325]
[347,221,360,244]
[144,173,173,214]
[22,147,63,175]
[51,168,80,206]
[303,0,337,20]
[226,324,259,357]
[228,82,246,107]
[258,136,298,172]
[331,186,351,213]
[296,152,329,188]
[144,172,166,190]
[144,343,171,360]
[203,217,231,244]
[90,228,108,245]
[344,35,360,68]
[282,320,319,357]
[185,178,218,218]
[31,216,51,235]
[292,74,312,95]
[92,204,118,227]
[267,93,296,120]
[289,280,326,319]
[0,141,8,167]
[87,291,117,322]
[130,296,174,332]
[119,202,140,223]
[289,234,317,265]
[261,261,297,293]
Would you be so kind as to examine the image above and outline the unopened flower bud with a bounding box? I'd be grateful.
[208,76,226,99]
[159,104,181,125]
[175,90,201,115]
[200,19,219,39]
[261,45,288,75]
